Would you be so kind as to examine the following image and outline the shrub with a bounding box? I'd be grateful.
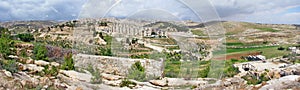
[198,66,210,78]
[277,47,285,50]
[0,60,18,73]
[86,64,102,84]
[0,30,12,59]
[130,54,149,59]
[42,65,59,76]
[97,47,112,56]
[61,54,75,70]
[120,79,137,89]
[33,44,48,61]
[127,61,147,82]
[17,33,34,42]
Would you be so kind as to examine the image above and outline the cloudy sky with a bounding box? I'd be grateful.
[0,0,299,24]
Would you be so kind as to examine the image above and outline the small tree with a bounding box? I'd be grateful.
[0,27,12,59]
[128,61,146,82]
[17,33,35,42]
[33,44,48,61]
[61,54,75,70]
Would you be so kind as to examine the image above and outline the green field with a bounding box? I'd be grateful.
[255,27,280,32]
[226,46,290,59]
[191,29,206,36]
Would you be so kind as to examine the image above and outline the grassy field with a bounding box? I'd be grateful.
[191,29,206,36]
[164,60,211,78]
[255,27,280,32]
[226,46,290,59]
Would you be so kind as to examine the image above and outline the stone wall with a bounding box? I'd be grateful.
[73,54,164,78]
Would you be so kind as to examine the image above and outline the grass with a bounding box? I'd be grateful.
[226,46,290,59]
[191,29,206,36]
[226,46,277,53]
[164,60,211,78]
[225,42,244,46]
[255,27,280,32]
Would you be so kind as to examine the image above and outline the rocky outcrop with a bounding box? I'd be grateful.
[260,75,300,90]
[34,60,50,66]
[73,54,164,77]
[149,78,167,87]
[59,70,92,82]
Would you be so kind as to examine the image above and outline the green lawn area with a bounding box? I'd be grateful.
[191,30,206,36]
[255,27,280,32]
[225,42,244,46]
[226,46,277,53]
[164,60,211,78]
[226,46,290,59]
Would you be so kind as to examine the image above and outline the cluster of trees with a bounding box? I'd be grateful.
[17,33,34,42]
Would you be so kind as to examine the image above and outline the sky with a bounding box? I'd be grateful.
[0,0,299,24]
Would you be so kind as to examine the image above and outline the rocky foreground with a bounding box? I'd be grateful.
[1,54,300,90]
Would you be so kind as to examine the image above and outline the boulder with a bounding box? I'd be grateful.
[102,79,122,86]
[3,70,13,77]
[51,62,60,67]
[39,77,52,86]
[101,73,124,81]
[35,60,50,66]
[149,78,167,87]
[25,64,44,72]
[59,70,92,82]
[26,57,34,64]
[166,78,207,87]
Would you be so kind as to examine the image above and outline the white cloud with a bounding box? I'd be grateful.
[0,0,299,24]
[0,0,86,21]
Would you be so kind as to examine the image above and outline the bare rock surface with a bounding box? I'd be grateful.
[260,75,300,90]
[73,54,164,77]
[34,60,50,66]
[59,70,92,82]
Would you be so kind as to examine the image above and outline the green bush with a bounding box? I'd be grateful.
[86,64,102,84]
[97,47,112,56]
[17,33,34,42]
[61,54,75,70]
[0,29,12,59]
[130,54,149,59]
[198,66,210,78]
[277,47,285,50]
[42,65,59,76]
[128,61,147,82]
[120,79,137,89]
[33,44,48,61]
[0,60,18,73]
[242,72,270,85]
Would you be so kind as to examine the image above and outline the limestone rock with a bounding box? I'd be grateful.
[149,78,167,87]
[3,70,13,77]
[35,60,50,66]
[101,73,124,81]
[102,79,122,86]
[59,70,92,82]
[26,57,34,64]
[51,62,60,67]
[25,64,44,72]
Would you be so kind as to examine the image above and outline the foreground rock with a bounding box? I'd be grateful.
[59,70,92,82]
[260,75,300,90]
[74,54,164,77]
[34,60,50,66]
